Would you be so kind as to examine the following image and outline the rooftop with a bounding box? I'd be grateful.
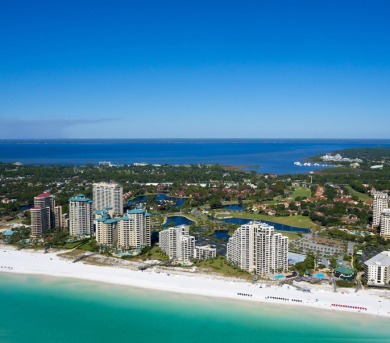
[35,192,52,199]
[69,194,93,202]
[365,251,390,267]
[335,266,354,275]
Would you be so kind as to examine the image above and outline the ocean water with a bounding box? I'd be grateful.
[0,274,389,343]
[1,139,390,174]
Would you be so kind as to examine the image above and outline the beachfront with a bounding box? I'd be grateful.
[1,247,389,318]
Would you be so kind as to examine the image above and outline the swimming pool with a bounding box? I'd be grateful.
[270,274,285,280]
[313,273,326,279]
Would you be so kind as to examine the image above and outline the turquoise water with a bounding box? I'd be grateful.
[0,273,389,343]
[313,273,326,279]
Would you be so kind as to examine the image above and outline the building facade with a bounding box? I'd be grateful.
[30,192,60,237]
[30,207,49,237]
[372,191,389,228]
[54,205,63,229]
[96,213,118,246]
[159,225,195,263]
[93,182,123,215]
[117,207,151,249]
[227,221,288,275]
[380,209,390,240]
[194,245,217,260]
[364,251,390,286]
[69,194,94,237]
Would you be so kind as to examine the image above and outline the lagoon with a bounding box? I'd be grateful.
[163,215,195,227]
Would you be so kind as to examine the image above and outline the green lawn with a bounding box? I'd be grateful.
[344,186,371,202]
[63,240,87,249]
[229,211,318,230]
[78,239,98,252]
[290,187,311,199]
[194,256,251,280]
[281,232,300,241]
[141,245,169,261]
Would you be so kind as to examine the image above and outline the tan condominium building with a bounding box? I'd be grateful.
[30,207,49,237]
[117,207,151,249]
[95,206,151,249]
[96,213,118,246]
[227,221,288,275]
[372,191,389,228]
[93,182,123,215]
[69,194,94,237]
[159,225,195,263]
[30,192,62,237]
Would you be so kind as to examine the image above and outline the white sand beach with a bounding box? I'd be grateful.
[1,246,389,318]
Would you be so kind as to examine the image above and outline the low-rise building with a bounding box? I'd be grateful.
[194,245,216,260]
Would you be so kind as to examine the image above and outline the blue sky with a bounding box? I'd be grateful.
[1,0,389,139]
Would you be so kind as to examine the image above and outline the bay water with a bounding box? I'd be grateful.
[2,139,390,174]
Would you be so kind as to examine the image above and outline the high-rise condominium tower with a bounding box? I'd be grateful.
[159,225,195,263]
[380,208,390,240]
[30,192,59,237]
[69,194,94,237]
[372,191,389,228]
[93,182,123,214]
[227,221,288,275]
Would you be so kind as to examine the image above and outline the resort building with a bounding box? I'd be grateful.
[364,251,390,287]
[372,191,389,228]
[96,209,118,246]
[54,205,63,229]
[380,209,390,240]
[93,182,123,215]
[69,194,94,237]
[159,225,195,263]
[194,245,217,260]
[30,207,49,237]
[117,206,151,249]
[30,192,60,237]
[226,221,288,275]
[334,265,354,281]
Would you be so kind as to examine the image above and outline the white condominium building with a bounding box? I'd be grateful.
[364,250,390,286]
[372,191,389,228]
[93,182,123,215]
[159,225,195,263]
[69,194,94,237]
[380,209,390,240]
[194,245,217,260]
[117,207,151,249]
[227,221,288,275]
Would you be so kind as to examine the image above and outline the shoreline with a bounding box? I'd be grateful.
[1,247,389,318]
